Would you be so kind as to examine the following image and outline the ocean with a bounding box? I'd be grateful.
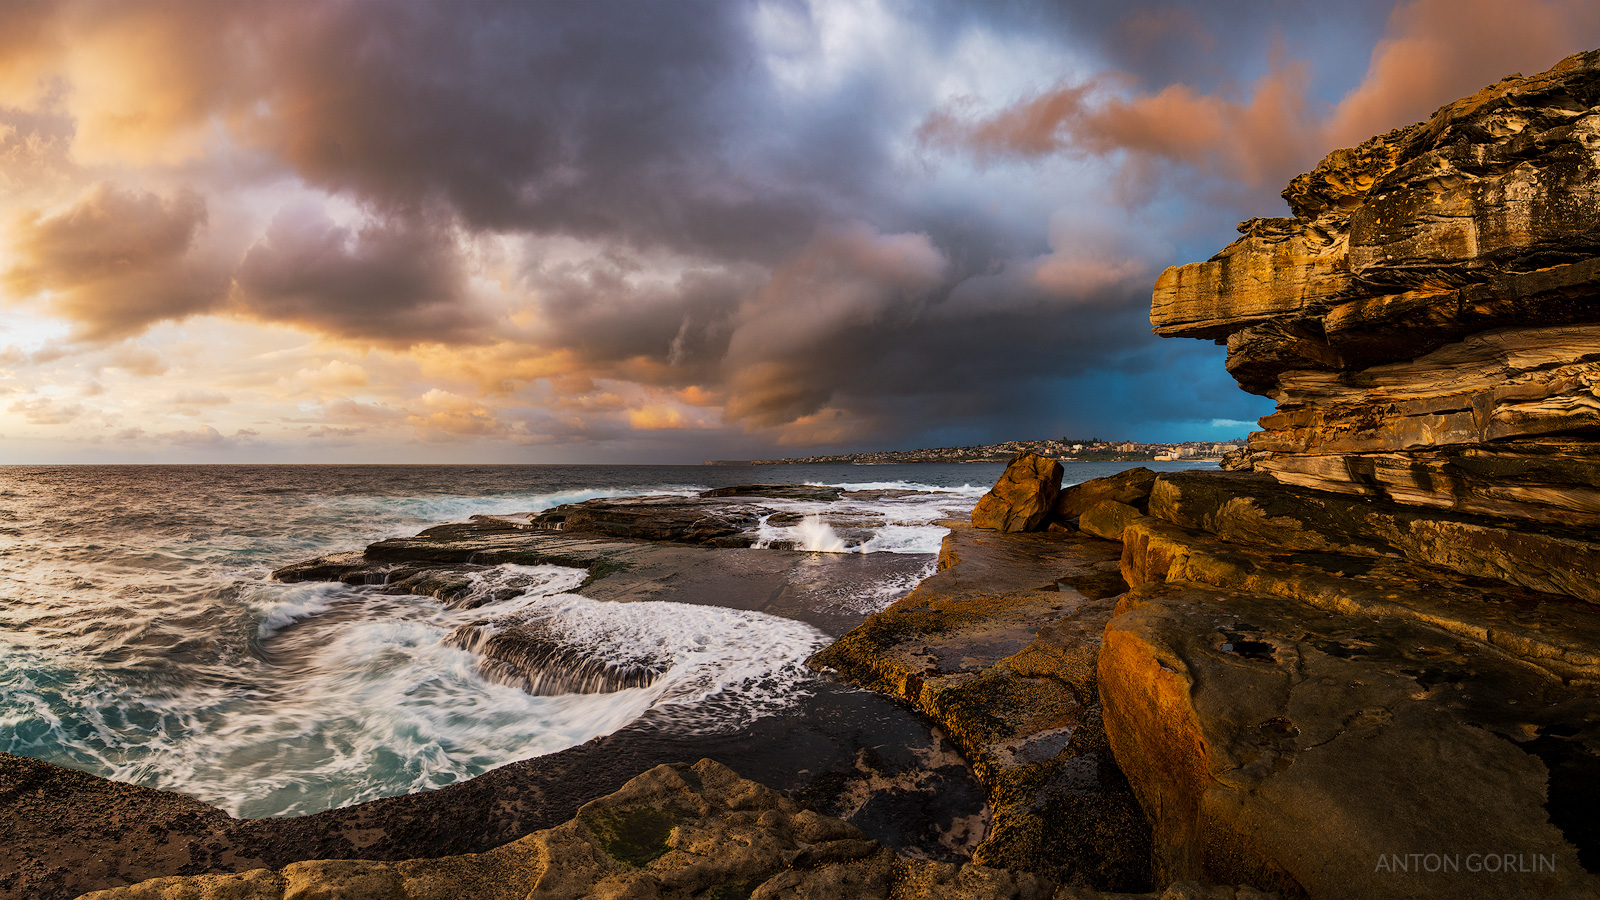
[0,460,1213,819]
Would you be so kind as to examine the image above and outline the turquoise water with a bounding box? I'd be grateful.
[0,461,1211,817]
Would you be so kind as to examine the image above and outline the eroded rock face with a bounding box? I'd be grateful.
[1100,581,1600,900]
[971,452,1064,533]
[1118,50,1600,895]
[1151,49,1600,520]
[1052,467,1158,523]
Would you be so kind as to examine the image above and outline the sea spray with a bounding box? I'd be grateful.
[795,515,848,552]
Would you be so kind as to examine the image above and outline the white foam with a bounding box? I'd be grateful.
[1,564,829,818]
[250,582,349,638]
[468,585,829,725]
[793,515,848,552]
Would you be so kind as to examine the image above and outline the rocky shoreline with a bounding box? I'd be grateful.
[3,488,994,900]
[10,48,1600,900]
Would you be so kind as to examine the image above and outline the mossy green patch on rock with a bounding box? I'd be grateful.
[579,804,682,867]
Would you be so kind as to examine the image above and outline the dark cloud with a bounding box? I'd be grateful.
[3,182,225,339]
[17,0,1578,457]
[519,252,755,388]
[233,202,483,346]
[230,1,831,263]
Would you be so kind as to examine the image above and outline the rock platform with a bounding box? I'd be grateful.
[77,760,1270,900]
[810,522,1152,891]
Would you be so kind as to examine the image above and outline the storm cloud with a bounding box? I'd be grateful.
[1,0,1598,461]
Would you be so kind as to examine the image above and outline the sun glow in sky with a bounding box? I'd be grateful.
[2,0,1598,463]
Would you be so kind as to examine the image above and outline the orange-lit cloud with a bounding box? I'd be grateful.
[3,183,225,339]
[923,0,1600,192]
[919,61,1317,187]
[0,3,63,109]
[405,388,509,439]
[628,405,693,430]
[55,2,256,165]
[1325,0,1600,147]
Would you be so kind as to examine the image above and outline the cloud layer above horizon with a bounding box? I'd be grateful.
[2,0,1598,463]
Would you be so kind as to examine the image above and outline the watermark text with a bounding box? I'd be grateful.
[1374,853,1555,874]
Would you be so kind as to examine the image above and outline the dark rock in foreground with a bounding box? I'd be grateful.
[78,760,1274,900]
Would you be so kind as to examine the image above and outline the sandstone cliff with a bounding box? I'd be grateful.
[1152,49,1600,524]
[1098,48,1600,897]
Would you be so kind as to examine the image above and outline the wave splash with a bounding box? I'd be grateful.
[0,564,827,818]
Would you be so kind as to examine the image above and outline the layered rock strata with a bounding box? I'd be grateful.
[1151,49,1600,520]
[1022,49,1600,899]
[1083,474,1600,898]
[824,463,1600,898]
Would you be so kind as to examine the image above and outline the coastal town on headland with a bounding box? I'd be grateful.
[706,436,1244,466]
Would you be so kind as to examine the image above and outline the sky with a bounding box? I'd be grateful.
[1,0,1598,464]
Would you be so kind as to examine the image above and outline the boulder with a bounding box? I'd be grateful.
[971,452,1064,532]
[1052,467,1158,522]
[1077,500,1144,542]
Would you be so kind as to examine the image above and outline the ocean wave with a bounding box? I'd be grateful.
[1,563,828,818]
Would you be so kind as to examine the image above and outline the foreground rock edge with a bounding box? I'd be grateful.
[77,759,1273,900]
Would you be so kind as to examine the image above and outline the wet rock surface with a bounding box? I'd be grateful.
[3,676,988,900]
[520,484,936,547]
[274,514,933,638]
[811,523,1154,892]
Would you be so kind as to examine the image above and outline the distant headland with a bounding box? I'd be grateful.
[704,437,1244,466]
